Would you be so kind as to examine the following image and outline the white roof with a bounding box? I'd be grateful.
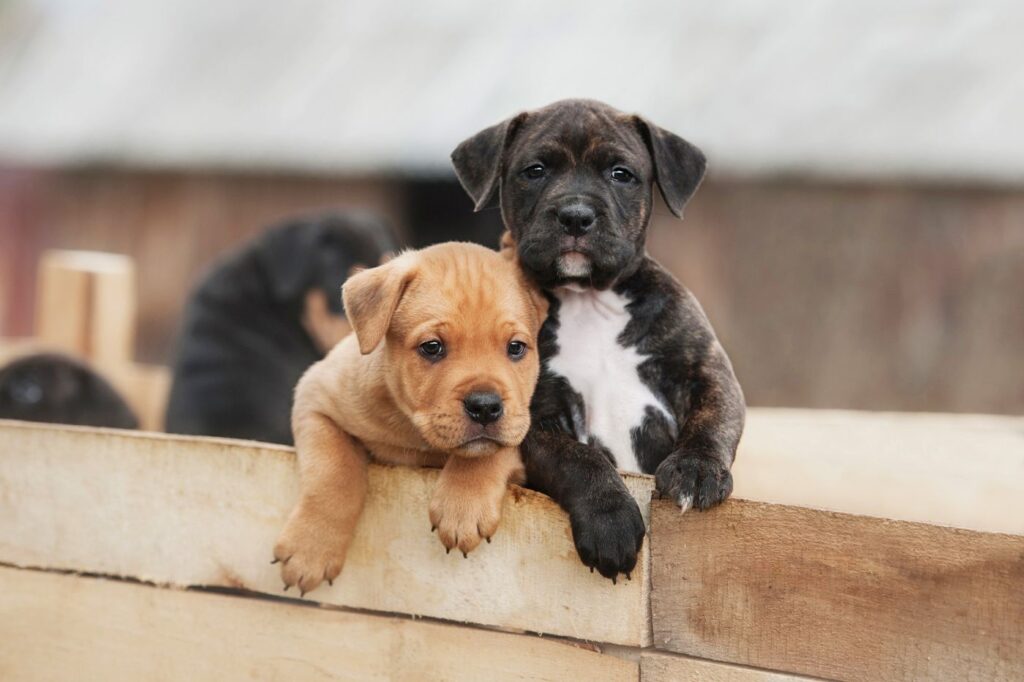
[0,0,1020,182]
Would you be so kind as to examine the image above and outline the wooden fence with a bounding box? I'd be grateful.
[1,250,1022,680]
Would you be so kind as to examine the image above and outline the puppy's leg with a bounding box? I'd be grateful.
[274,412,367,595]
[655,339,745,512]
[429,447,524,557]
[522,429,646,581]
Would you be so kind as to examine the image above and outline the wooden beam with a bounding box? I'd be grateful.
[640,651,809,681]
[734,409,1024,534]
[34,250,136,365]
[0,420,654,646]
[0,566,637,682]
[650,498,1024,681]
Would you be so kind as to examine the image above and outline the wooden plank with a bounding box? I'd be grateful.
[734,409,1024,534]
[640,651,808,681]
[0,566,637,682]
[650,498,1024,681]
[86,253,137,366]
[34,252,91,355]
[0,420,654,646]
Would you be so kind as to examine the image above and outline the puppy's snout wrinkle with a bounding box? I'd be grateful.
[463,391,504,425]
[557,202,596,237]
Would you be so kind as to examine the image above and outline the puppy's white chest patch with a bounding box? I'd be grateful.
[547,287,672,473]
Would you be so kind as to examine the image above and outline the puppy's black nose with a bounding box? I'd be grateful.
[463,391,504,425]
[557,203,596,237]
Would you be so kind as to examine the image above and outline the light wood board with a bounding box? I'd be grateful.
[0,566,637,682]
[0,420,654,646]
[735,408,1024,534]
[650,498,1024,681]
[640,651,810,681]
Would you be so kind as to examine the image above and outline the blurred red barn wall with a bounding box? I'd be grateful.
[0,167,1021,415]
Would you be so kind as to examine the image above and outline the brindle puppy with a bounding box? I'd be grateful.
[452,99,745,581]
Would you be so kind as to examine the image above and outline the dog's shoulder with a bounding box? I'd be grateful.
[616,257,715,351]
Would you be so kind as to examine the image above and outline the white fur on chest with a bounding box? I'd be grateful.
[547,287,671,473]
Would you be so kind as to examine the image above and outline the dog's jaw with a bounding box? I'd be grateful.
[557,252,592,279]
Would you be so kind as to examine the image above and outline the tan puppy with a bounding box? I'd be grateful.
[274,242,548,594]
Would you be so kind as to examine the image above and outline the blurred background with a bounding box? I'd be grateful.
[0,0,1021,415]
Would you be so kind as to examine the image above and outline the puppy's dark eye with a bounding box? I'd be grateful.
[521,163,546,180]
[418,340,445,360]
[610,167,635,183]
[507,341,527,360]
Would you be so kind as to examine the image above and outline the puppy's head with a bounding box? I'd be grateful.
[257,212,397,315]
[452,99,706,290]
[342,242,547,457]
[0,353,138,429]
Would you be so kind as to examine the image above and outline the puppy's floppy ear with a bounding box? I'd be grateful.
[341,254,416,354]
[451,113,527,211]
[634,116,707,219]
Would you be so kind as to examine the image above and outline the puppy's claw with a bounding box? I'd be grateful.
[446,547,451,555]
[282,584,290,592]
[626,572,632,581]
[485,536,491,544]
[431,525,437,533]
[589,566,594,574]
[612,576,618,585]
[462,551,468,559]
[326,578,333,587]
[270,558,280,565]
[299,589,307,598]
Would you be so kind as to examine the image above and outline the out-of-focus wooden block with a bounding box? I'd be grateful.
[35,250,136,366]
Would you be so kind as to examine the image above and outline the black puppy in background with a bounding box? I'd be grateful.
[0,353,138,429]
[453,99,745,581]
[165,212,397,445]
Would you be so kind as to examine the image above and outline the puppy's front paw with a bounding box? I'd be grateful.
[569,488,646,582]
[273,500,351,596]
[655,453,733,512]
[428,480,504,557]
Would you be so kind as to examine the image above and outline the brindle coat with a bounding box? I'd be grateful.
[452,99,745,580]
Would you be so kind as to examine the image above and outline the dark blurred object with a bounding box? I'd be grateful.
[165,211,397,445]
[0,353,139,428]
[405,178,504,248]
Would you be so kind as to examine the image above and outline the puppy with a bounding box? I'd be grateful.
[273,242,547,595]
[452,99,745,581]
[165,212,396,445]
[0,353,138,429]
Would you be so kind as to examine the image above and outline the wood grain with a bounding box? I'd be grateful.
[735,409,1024,535]
[650,498,1024,681]
[0,420,654,646]
[640,651,808,681]
[0,566,637,682]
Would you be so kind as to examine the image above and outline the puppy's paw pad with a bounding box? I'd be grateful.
[569,490,646,582]
[655,454,733,511]
[429,492,502,556]
[273,504,349,595]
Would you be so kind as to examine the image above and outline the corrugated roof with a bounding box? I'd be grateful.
[0,0,1021,182]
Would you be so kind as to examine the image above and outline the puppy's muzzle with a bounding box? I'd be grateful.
[463,391,504,425]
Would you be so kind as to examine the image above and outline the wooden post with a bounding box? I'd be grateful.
[34,250,136,365]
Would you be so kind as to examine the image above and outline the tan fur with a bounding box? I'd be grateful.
[275,242,546,594]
